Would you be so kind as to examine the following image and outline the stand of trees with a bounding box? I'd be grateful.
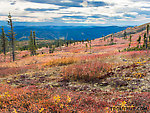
[124,24,150,52]
[28,30,37,56]
[0,13,16,62]
[0,13,80,62]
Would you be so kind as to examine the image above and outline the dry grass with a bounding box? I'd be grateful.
[43,57,79,67]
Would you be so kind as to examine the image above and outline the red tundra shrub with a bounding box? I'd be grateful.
[62,61,112,82]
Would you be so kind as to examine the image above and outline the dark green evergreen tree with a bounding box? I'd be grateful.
[146,24,149,48]
[85,43,88,52]
[8,13,16,62]
[0,27,8,62]
[124,31,127,39]
[128,43,131,48]
[66,41,69,47]
[137,35,141,48]
[129,35,132,43]
[104,36,106,41]
[86,38,89,43]
[111,33,114,43]
[33,31,37,55]
[143,33,147,48]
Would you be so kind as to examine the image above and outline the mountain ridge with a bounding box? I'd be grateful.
[2,26,129,41]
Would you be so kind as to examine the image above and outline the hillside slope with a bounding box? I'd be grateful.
[105,22,150,39]
[0,22,149,112]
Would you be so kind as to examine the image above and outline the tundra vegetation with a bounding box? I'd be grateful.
[0,14,149,113]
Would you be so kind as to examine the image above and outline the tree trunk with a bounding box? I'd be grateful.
[11,21,15,61]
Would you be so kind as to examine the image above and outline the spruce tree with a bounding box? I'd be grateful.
[128,43,131,48]
[66,41,69,47]
[90,41,92,53]
[137,35,141,48]
[124,31,127,39]
[129,35,132,43]
[111,33,114,43]
[8,13,16,62]
[104,36,106,41]
[33,31,37,55]
[143,33,147,48]
[85,43,88,52]
[86,38,89,43]
[146,24,149,48]
[0,27,8,62]
[52,45,55,52]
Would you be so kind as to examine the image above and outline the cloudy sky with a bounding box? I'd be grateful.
[1,0,150,26]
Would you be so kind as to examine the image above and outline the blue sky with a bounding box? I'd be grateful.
[1,0,150,26]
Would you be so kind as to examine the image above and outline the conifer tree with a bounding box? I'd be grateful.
[104,36,106,41]
[143,33,147,48]
[86,38,89,43]
[52,45,55,52]
[8,13,16,62]
[0,27,8,62]
[82,40,84,44]
[146,24,149,48]
[102,35,104,41]
[85,43,88,52]
[90,41,92,53]
[129,35,132,43]
[128,43,131,48]
[48,44,53,53]
[33,31,37,55]
[33,31,36,48]
[137,35,141,48]
[28,31,37,56]
[124,31,127,39]
[59,38,62,50]
[111,33,114,43]
[66,41,69,47]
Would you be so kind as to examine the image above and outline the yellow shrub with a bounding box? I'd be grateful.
[44,57,79,67]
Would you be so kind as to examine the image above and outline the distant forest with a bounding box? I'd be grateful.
[2,26,128,41]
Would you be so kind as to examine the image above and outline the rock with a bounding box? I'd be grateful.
[20,75,26,79]
[114,79,128,87]
[99,82,109,86]
[52,83,60,87]
[39,77,45,83]
[123,59,127,62]
[131,87,137,91]
[141,89,150,92]
[71,86,78,91]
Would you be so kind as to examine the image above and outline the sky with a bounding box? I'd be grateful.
[1,0,150,26]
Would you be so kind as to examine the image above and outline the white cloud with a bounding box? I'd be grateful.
[60,0,72,3]
[0,0,150,25]
[0,0,61,22]
[80,0,88,7]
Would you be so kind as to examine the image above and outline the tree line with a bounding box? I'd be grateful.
[0,14,81,62]
[0,13,16,62]
[0,14,37,62]
[123,25,150,51]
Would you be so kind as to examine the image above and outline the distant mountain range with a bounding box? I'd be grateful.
[2,26,129,41]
